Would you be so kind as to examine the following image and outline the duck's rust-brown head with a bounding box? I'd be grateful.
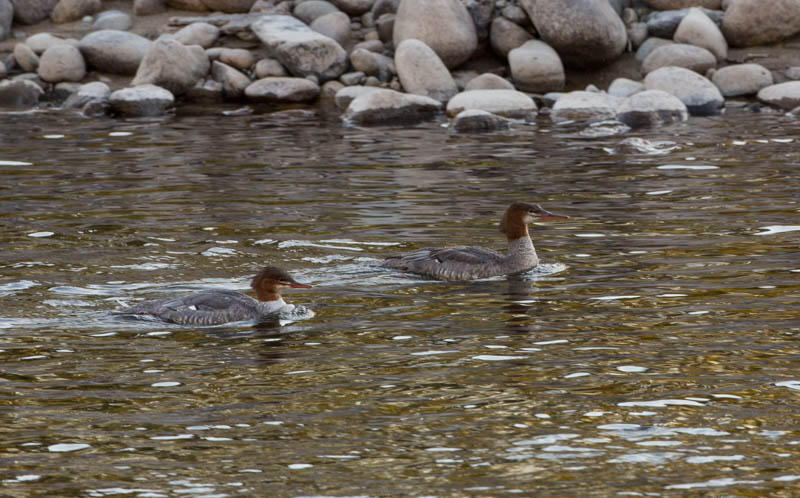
[251,266,312,302]
[499,202,568,240]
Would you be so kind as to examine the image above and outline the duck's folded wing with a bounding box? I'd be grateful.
[426,246,505,265]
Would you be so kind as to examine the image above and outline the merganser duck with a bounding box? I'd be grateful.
[383,202,567,281]
[115,266,313,325]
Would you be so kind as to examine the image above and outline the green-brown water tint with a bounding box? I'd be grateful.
[1,107,798,496]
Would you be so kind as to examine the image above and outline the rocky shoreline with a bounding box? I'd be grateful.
[2,0,800,131]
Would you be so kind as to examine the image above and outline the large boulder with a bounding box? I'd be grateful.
[508,39,564,93]
[132,37,210,95]
[673,7,727,61]
[644,65,723,115]
[711,64,773,97]
[251,15,348,82]
[10,0,58,24]
[109,84,174,116]
[445,89,536,118]
[722,0,800,47]
[520,0,626,68]
[79,30,152,75]
[757,81,800,110]
[641,43,716,75]
[616,89,688,128]
[394,39,458,103]
[244,76,320,102]
[393,0,477,69]
[343,88,442,125]
[551,91,620,123]
[38,43,86,82]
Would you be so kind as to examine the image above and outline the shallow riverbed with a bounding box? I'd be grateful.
[1,106,799,496]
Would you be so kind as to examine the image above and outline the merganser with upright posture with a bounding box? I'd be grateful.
[115,266,313,325]
[383,202,567,281]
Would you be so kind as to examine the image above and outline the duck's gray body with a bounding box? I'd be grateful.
[116,290,290,326]
[383,237,539,281]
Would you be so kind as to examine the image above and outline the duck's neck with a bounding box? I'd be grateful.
[254,287,281,302]
[257,297,287,315]
[505,233,538,270]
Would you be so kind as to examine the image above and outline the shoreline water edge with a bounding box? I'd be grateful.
[1,0,800,131]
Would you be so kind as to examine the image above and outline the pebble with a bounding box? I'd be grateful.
[712,63,773,97]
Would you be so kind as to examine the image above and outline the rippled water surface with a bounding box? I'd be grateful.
[1,106,799,496]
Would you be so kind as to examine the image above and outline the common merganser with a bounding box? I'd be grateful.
[115,266,313,325]
[383,202,567,281]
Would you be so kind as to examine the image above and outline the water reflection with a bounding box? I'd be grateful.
[1,108,799,495]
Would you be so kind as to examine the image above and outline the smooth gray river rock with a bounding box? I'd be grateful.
[13,43,39,72]
[251,15,348,82]
[489,16,533,58]
[635,37,673,63]
[329,0,373,14]
[722,0,800,47]
[641,44,716,75]
[349,48,394,81]
[132,37,210,95]
[521,0,626,68]
[673,7,727,61]
[37,43,86,82]
[10,0,58,25]
[293,0,340,24]
[646,7,723,39]
[62,80,110,109]
[334,84,383,109]
[50,0,101,24]
[756,81,800,109]
[451,109,512,132]
[394,38,458,103]
[26,32,70,53]
[309,11,352,48]
[644,65,723,115]
[616,89,688,127]
[79,30,152,75]
[0,78,43,106]
[608,77,645,98]
[464,73,515,91]
[551,90,621,123]
[712,63,773,97]
[211,60,251,98]
[92,9,133,31]
[0,0,12,40]
[218,48,255,70]
[109,84,174,116]
[508,39,565,93]
[445,89,536,118]
[254,57,288,78]
[173,21,220,47]
[343,88,442,124]
[393,0,477,69]
[244,76,320,102]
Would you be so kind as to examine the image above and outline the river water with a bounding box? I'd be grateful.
[1,104,799,496]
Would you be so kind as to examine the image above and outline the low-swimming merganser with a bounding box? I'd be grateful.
[383,202,568,281]
[115,266,313,325]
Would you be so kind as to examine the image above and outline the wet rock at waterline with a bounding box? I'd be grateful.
[445,89,537,119]
[757,81,800,110]
[109,84,174,116]
[333,85,383,109]
[62,80,110,109]
[251,15,348,82]
[172,21,220,48]
[343,88,442,125]
[451,109,512,132]
[644,66,723,116]
[0,79,44,106]
[616,89,689,128]
[243,76,320,103]
[551,91,620,123]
